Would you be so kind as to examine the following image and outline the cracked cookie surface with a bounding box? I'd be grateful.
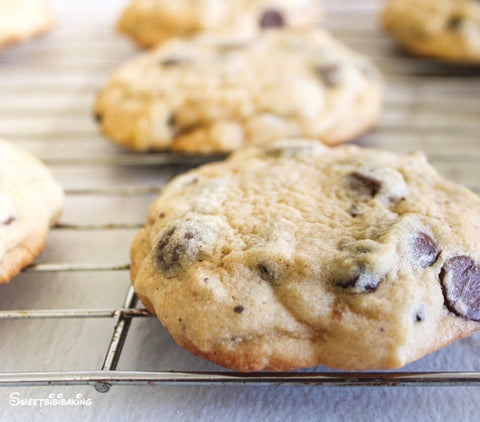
[131,139,480,371]
[118,0,322,48]
[383,0,480,63]
[0,139,64,283]
[95,28,383,154]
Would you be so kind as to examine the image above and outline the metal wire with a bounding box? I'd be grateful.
[2,262,480,392]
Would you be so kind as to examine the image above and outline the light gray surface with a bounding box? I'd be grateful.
[1,0,480,420]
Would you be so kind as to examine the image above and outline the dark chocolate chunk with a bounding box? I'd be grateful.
[448,15,463,30]
[258,263,280,284]
[348,172,382,197]
[234,306,245,314]
[155,227,198,275]
[412,232,440,268]
[415,308,425,323]
[160,57,190,67]
[1,216,15,225]
[316,63,343,88]
[336,267,382,294]
[259,9,285,28]
[167,114,177,128]
[348,205,362,218]
[440,256,480,321]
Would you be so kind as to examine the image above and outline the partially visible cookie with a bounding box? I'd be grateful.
[131,139,480,372]
[383,0,480,63]
[0,0,53,50]
[118,0,322,48]
[94,28,383,154]
[0,139,64,283]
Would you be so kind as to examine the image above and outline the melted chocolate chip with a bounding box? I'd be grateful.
[448,15,463,30]
[160,57,190,67]
[94,112,103,123]
[259,9,285,28]
[336,268,382,294]
[316,63,343,88]
[348,172,383,197]
[258,263,280,284]
[413,232,440,268]
[1,216,16,225]
[440,256,480,321]
[155,227,198,275]
[415,308,425,323]
[167,114,177,128]
[348,205,362,218]
[234,306,245,314]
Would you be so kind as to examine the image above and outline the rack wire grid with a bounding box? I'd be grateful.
[1,0,480,393]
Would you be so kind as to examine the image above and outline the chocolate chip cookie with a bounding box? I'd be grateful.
[0,0,53,50]
[383,0,480,63]
[131,139,480,372]
[94,28,383,153]
[118,0,322,48]
[0,139,64,283]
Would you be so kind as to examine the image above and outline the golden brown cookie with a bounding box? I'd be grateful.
[0,139,64,283]
[118,0,322,48]
[131,140,480,372]
[383,0,480,63]
[94,28,383,154]
[0,0,53,50]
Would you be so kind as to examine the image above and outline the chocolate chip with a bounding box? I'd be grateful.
[259,9,285,28]
[415,308,425,323]
[1,216,15,225]
[258,263,280,284]
[93,112,103,123]
[448,15,463,30]
[155,227,198,275]
[167,114,176,128]
[156,228,179,271]
[440,256,480,321]
[234,306,244,314]
[412,232,440,268]
[348,205,362,218]
[348,172,383,197]
[159,212,166,219]
[316,63,344,88]
[160,57,190,67]
[336,267,382,294]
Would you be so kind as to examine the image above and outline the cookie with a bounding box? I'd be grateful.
[0,0,53,50]
[118,0,322,48]
[94,28,383,154]
[383,0,480,63]
[131,139,480,372]
[0,139,64,283]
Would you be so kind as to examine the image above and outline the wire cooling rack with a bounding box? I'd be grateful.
[1,0,480,393]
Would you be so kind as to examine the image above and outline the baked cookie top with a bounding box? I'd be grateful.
[0,139,64,283]
[94,28,383,153]
[0,0,53,49]
[118,0,322,48]
[131,140,480,372]
[383,0,480,63]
